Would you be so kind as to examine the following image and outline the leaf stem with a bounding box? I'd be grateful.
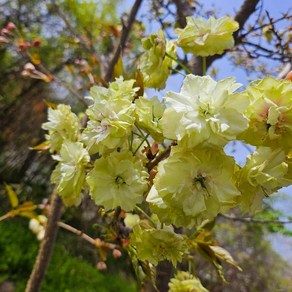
[133,133,150,156]
[136,126,151,148]
[168,66,186,77]
[135,205,156,226]
[202,57,207,76]
[165,52,192,74]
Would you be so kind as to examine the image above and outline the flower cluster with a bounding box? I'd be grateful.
[29,215,48,241]
[139,16,239,89]
[41,14,292,289]
[169,271,208,292]
[130,222,188,265]
[82,78,137,155]
[161,75,249,148]
[176,16,239,56]
[139,30,176,89]
[147,146,241,227]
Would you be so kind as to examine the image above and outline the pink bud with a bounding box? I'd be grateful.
[21,70,30,77]
[24,63,36,71]
[1,28,10,35]
[96,261,107,270]
[32,39,41,47]
[6,22,16,31]
[112,249,122,258]
[0,36,9,44]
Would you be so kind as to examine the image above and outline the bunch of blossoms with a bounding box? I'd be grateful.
[168,271,208,292]
[43,77,155,208]
[175,16,239,56]
[139,30,176,89]
[41,14,292,290]
[236,77,292,213]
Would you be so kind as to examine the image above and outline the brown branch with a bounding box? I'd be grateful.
[147,146,172,172]
[104,0,143,83]
[219,213,292,224]
[173,0,194,28]
[233,0,261,40]
[240,13,291,39]
[58,221,96,245]
[58,221,118,250]
[242,41,276,54]
[25,193,63,292]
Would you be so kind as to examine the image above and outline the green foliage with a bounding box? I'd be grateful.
[0,220,137,291]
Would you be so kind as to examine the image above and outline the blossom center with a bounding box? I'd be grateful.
[115,175,126,185]
[198,102,211,117]
[193,173,210,196]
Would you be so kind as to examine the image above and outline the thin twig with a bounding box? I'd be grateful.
[219,213,292,224]
[104,0,143,83]
[58,221,118,249]
[58,221,97,245]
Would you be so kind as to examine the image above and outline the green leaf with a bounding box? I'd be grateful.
[4,183,19,208]
[209,245,242,271]
[113,56,123,79]
[29,141,50,151]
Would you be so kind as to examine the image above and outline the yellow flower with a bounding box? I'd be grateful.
[135,96,165,142]
[169,271,208,292]
[87,150,148,211]
[161,75,249,148]
[236,146,292,213]
[176,16,239,56]
[82,78,137,155]
[51,141,89,206]
[139,30,176,89]
[130,224,187,266]
[239,77,292,150]
[147,146,241,228]
[42,104,81,153]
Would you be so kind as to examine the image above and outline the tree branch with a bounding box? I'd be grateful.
[58,221,118,249]
[147,145,173,172]
[104,0,143,83]
[173,0,194,28]
[25,193,63,292]
[233,0,260,40]
[219,213,292,224]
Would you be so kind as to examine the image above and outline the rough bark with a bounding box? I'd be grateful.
[25,193,63,292]
[104,0,144,83]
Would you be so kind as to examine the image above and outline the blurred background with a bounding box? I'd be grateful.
[0,0,291,291]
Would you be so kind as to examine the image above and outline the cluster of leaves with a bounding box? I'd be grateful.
[37,14,292,290]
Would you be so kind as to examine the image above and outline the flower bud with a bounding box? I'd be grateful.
[6,22,16,31]
[96,261,107,270]
[112,249,122,258]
